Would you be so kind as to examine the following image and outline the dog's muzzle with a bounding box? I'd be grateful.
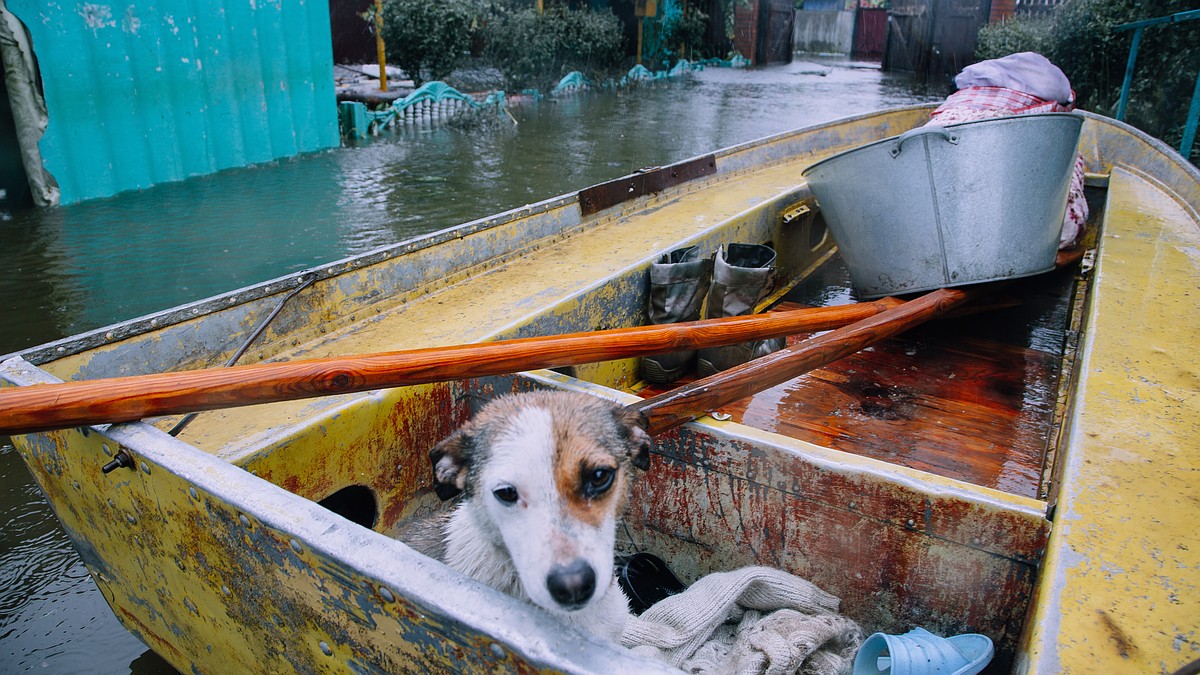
[546,559,596,609]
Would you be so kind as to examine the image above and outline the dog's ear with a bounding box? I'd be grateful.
[429,430,471,500]
[616,406,652,471]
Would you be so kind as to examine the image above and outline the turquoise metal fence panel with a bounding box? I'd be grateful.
[1113,8,1200,160]
[7,1,339,205]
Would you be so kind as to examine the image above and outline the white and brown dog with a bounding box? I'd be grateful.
[424,390,651,641]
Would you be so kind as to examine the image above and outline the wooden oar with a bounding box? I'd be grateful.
[0,299,904,436]
[633,246,1085,434]
[635,286,975,435]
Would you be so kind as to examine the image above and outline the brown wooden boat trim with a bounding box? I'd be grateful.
[577,154,718,215]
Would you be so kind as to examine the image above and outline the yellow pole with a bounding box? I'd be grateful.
[680,0,687,60]
[374,0,388,91]
[537,0,543,13]
[637,19,643,65]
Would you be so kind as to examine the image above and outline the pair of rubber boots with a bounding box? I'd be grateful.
[641,243,785,384]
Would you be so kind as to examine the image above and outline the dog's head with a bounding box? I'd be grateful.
[430,391,651,615]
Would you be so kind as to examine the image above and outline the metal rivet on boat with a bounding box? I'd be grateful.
[490,643,504,659]
[189,486,198,500]
[972,537,982,546]
[906,519,915,528]
[848,501,857,510]
[107,498,115,509]
[378,586,395,603]
[319,641,333,656]
[56,346,65,353]
[105,331,114,340]
[191,308,199,315]
[73,481,80,490]
[102,443,111,455]
[126,512,137,525]
[140,461,150,475]
[710,411,731,421]
[150,318,158,326]
[221,585,231,596]
[184,597,198,614]
[290,539,302,554]
[239,514,251,528]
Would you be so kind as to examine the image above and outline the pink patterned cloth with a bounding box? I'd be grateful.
[931,86,1071,119]
[927,86,1089,249]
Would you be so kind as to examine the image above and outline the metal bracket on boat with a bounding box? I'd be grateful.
[578,154,717,216]
[167,272,319,437]
[781,200,814,225]
[101,449,135,474]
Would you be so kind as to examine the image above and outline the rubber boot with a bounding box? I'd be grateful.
[640,246,713,384]
[696,244,785,377]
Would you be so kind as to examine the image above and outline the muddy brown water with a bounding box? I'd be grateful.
[0,58,942,673]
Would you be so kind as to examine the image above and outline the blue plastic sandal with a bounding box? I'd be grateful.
[852,627,994,675]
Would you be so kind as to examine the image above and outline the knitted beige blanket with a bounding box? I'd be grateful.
[620,566,863,675]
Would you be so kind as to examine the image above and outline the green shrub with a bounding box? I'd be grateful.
[484,7,625,91]
[379,0,474,86]
[975,0,1200,161]
[1050,0,1198,155]
[661,5,710,62]
[975,16,1052,61]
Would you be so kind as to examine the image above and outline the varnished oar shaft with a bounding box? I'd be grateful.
[635,287,975,435]
[0,299,903,435]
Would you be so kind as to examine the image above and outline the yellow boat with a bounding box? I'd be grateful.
[1,106,1196,673]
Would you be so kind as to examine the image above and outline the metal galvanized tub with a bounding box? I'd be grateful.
[802,113,1084,298]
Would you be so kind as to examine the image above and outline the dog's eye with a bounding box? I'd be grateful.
[582,467,615,498]
[493,486,519,504]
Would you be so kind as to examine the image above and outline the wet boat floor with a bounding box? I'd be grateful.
[640,255,1080,499]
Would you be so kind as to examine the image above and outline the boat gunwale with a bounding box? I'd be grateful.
[1017,161,1200,672]
[1074,110,1200,221]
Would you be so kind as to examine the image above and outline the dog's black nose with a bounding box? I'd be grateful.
[546,559,596,608]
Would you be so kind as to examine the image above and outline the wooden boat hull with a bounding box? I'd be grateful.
[2,106,1197,673]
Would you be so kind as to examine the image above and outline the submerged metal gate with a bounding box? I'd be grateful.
[762,0,795,64]
[884,0,989,80]
[853,7,887,59]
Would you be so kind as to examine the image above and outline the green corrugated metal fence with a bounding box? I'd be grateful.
[7,0,339,205]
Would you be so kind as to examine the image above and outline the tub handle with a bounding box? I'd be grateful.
[890,126,960,158]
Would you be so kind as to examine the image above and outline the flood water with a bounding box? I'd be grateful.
[0,58,941,673]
